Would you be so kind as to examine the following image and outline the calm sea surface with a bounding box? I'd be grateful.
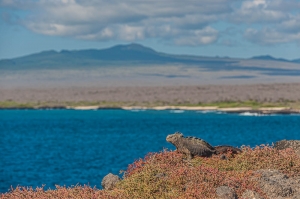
[1,109,300,193]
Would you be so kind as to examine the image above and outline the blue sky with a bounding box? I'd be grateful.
[0,0,300,60]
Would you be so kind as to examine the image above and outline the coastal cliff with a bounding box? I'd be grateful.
[2,140,300,199]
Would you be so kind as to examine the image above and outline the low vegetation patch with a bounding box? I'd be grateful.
[2,146,300,198]
[0,100,36,109]
[0,99,300,109]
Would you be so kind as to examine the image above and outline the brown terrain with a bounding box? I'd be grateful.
[1,61,300,105]
[1,84,300,105]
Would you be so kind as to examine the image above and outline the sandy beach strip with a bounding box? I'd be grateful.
[58,105,298,114]
[67,106,100,110]
[122,106,219,111]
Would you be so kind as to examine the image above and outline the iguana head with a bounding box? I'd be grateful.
[166,132,183,144]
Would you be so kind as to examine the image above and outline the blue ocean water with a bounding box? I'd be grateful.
[0,109,300,193]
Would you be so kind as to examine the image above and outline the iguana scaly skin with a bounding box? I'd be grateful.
[214,145,242,155]
[166,132,241,159]
[166,132,215,159]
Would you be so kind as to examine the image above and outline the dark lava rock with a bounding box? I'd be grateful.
[101,173,121,190]
[256,169,300,198]
[241,189,264,199]
[220,154,228,160]
[216,186,237,199]
[274,140,300,157]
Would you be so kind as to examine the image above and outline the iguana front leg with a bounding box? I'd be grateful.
[187,152,193,160]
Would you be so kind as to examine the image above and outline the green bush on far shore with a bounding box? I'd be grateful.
[0,100,299,109]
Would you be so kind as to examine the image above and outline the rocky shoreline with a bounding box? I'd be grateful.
[122,106,300,115]
[101,137,300,199]
[1,105,300,115]
[1,83,300,115]
[2,135,300,198]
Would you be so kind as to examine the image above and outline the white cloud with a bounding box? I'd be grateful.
[0,0,37,9]
[11,0,230,45]
[230,0,288,23]
[281,15,300,33]
[244,27,300,45]
[267,0,300,11]
[230,0,300,45]
[174,26,219,46]
[1,0,300,46]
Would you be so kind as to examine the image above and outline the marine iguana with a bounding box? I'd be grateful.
[166,132,241,159]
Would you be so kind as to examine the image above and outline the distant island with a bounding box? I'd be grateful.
[1,43,300,69]
[1,44,300,110]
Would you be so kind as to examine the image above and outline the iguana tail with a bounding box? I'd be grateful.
[214,145,242,155]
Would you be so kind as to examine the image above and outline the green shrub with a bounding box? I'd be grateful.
[2,146,300,198]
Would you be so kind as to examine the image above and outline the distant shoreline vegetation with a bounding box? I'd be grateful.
[1,100,300,114]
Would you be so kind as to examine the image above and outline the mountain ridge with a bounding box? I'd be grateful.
[250,55,290,62]
[0,43,299,70]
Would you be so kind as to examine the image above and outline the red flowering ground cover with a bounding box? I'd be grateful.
[2,146,300,199]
